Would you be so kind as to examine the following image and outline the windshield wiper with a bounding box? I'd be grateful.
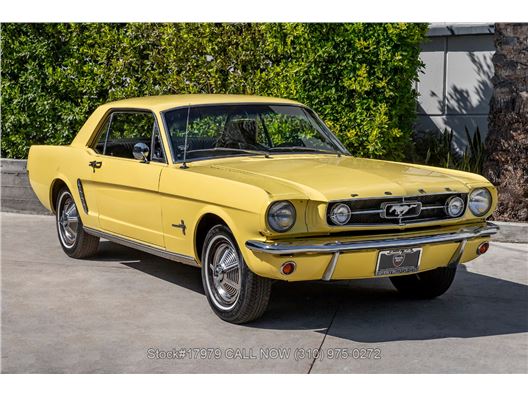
[268,146,341,156]
[187,147,270,158]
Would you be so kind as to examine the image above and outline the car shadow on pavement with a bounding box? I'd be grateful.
[92,241,205,294]
[258,269,528,343]
[95,241,528,343]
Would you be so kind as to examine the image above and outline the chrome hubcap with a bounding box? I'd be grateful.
[206,237,241,309]
[58,195,79,248]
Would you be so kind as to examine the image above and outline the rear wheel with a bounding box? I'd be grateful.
[56,187,99,258]
[389,266,457,299]
[201,225,272,324]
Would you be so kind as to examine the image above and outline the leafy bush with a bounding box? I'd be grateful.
[1,23,427,159]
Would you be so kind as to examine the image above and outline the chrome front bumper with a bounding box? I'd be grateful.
[245,222,499,255]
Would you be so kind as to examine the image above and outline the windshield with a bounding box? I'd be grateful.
[162,104,347,162]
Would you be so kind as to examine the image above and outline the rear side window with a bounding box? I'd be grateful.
[93,111,164,162]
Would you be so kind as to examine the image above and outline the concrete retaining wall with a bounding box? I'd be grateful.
[492,222,528,244]
[1,159,49,215]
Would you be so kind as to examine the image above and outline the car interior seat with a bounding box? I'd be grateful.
[216,119,263,150]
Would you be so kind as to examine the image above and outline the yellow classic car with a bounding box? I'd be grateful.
[27,94,499,324]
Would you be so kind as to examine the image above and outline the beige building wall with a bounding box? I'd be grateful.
[415,23,495,151]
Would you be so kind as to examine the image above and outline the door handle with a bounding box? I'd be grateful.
[88,161,102,172]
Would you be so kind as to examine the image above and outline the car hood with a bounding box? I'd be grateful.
[189,155,487,201]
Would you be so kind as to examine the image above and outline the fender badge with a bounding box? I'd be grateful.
[172,220,186,235]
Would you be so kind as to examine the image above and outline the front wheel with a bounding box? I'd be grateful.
[56,187,99,258]
[201,225,272,324]
[390,266,457,299]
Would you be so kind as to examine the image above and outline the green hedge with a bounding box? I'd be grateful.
[1,23,427,159]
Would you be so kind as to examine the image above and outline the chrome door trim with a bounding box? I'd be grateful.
[84,226,199,267]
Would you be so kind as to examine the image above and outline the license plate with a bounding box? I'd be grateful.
[375,248,422,276]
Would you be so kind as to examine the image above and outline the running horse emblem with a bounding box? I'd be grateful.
[389,204,418,217]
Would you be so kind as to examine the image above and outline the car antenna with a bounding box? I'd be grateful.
[180,104,191,169]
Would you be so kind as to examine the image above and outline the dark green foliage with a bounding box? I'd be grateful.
[413,127,486,174]
[459,127,486,174]
[1,23,427,159]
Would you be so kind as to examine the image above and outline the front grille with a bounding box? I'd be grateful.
[326,193,468,226]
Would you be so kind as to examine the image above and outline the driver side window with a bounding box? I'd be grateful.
[93,111,165,162]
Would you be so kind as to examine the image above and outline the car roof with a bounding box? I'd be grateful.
[100,94,302,112]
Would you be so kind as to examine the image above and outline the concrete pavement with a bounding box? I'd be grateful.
[1,212,527,373]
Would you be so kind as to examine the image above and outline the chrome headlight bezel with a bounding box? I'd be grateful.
[329,203,352,225]
[266,201,296,233]
[468,188,492,217]
[444,196,465,218]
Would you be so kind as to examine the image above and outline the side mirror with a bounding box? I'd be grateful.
[133,142,150,163]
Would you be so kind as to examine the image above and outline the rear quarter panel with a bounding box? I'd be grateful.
[27,145,98,228]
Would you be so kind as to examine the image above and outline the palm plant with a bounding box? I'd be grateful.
[414,127,486,175]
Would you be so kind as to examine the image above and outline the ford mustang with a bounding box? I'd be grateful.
[27,94,499,323]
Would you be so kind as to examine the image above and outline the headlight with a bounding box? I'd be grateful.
[468,188,492,216]
[445,196,465,217]
[329,203,351,225]
[267,201,296,232]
